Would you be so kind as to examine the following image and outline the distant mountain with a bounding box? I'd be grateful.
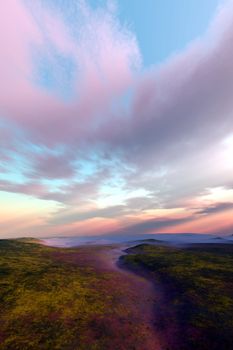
[41,233,233,248]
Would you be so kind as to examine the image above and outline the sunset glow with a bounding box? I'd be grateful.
[1,0,233,238]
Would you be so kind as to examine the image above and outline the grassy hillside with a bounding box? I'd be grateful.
[121,243,233,350]
[0,240,153,350]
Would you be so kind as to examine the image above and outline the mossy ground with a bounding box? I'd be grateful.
[0,240,157,350]
[121,243,233,350]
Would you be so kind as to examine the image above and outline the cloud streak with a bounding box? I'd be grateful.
[1,0,233,237]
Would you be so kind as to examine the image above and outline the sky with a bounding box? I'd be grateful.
[1,0,233,238]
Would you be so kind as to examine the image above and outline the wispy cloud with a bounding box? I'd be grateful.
[1,0,233,237]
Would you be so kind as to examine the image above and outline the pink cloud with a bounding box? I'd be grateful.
[31,153,76,179]
[0,0,141,145]
[2,0,233,237]
[97,1,233,160]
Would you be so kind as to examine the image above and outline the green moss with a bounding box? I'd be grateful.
[122,243,233,350]
[0,239,158,350]
[0,240,116,350]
